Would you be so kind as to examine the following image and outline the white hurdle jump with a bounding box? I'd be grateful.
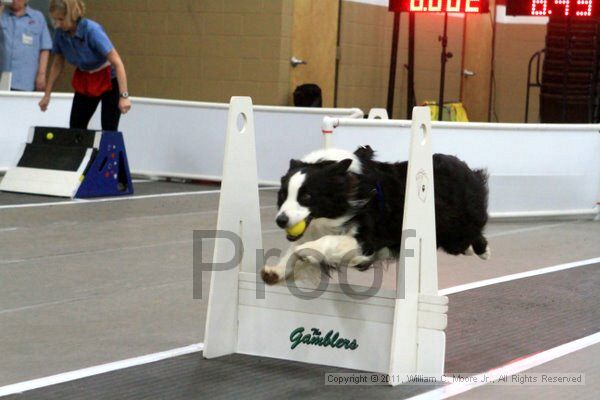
[203,97,448,385]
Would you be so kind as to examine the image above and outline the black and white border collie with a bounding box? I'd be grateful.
[261,146,489,285]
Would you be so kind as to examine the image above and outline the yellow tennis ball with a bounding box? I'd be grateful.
[46,132,54,140]
[286,219,307,237]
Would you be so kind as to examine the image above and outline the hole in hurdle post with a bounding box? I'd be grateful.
[420,124,428,146]
[236,113,247,133]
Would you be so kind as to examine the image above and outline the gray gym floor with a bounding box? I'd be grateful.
[0,179,599,399]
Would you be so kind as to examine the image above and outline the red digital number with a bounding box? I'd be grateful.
[410,0,425,11]
[555,0,571,15]
[531,0,548,15]
[575,0,593,16]
[465,0,481,12]
[529,0,593,16]
[406,0,487,13]
[428,0,443,11]
[447,0,461,11]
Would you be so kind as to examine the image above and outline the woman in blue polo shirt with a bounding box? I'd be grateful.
[1,0,52,91]
[39,0,131,131]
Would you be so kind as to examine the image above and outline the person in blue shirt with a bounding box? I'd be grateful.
[39,0,131,131]
[0,6,4,73]
[1,0,52,91]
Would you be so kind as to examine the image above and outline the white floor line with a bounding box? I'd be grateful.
[0,186,282,210]
[0,343,204,397]
[0,205,278,237]
[485,222,570,238]
[406,332,600,400]
[0,190,221,210]
[0,239,194,266]
[440,257,600,296]
[0,280,187,315]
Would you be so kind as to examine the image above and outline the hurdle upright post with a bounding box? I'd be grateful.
[203,97,263,358]
[389,106,447,382]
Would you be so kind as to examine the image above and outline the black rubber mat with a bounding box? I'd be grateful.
[17,144,90,171]
[5,264,599,400]
[17,127,98,172]
[31,127,97,148]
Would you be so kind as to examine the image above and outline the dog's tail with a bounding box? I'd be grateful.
[474,168,489,188]
[473,168,490,225]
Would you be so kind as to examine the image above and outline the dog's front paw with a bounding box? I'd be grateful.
[261,266,283,285]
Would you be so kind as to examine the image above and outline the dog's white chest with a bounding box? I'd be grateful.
[306,217,353,239]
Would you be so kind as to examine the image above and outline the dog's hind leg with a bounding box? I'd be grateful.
[439,239,472,256]
[472,235,490,260]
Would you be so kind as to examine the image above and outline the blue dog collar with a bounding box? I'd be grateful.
[375,183,385,212]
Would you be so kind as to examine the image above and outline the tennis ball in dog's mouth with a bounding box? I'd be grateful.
[46,132,54,140]
[286,219,307,237]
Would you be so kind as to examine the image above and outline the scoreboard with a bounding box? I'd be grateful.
[389,0,490,13]
[389,0,599,16]
[506,0,599,17]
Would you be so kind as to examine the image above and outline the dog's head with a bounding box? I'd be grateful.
[275,149,363,241]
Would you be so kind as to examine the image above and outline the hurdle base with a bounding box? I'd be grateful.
[205,272,448,386]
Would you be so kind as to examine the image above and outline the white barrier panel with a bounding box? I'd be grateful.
[203,98,447,385]
[322,117,600,219]
[0,72,12,90]
[0,92,362,185]
[2,92,598,219]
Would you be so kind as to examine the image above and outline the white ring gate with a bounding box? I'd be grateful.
[203,97,448,385]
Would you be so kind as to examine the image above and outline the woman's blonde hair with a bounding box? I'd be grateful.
[49,0,86,23]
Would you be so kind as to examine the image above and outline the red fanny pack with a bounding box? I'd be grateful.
[72,66,112,97]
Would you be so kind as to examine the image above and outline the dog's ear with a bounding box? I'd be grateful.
[289,159,303,170]
[354,145,374,160]
[329,158,352,174]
